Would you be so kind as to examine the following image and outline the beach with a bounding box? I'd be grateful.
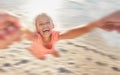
[0,0,120,75]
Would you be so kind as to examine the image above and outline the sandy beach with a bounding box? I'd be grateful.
[0,31,120,75]
[0,0,120,75]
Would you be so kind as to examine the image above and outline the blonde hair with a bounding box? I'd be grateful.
[35,13,54,32]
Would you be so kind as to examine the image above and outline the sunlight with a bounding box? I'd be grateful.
[24,0,63,20]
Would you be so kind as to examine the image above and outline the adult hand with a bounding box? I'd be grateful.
[97,10,120,32]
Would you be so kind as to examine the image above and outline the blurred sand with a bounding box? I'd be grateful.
[0,31,120,75]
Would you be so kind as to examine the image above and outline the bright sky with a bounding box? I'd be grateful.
[24,0,63,20]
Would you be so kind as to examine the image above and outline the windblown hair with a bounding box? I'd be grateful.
[35,13,54,32]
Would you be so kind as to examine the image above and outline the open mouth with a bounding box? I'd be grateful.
[43,29,50,33]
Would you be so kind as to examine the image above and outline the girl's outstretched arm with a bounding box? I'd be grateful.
[59,21,100,40]
[21,28,36,41]
[59,10,120,40]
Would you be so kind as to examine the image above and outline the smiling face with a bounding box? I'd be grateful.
[35,13,54,38]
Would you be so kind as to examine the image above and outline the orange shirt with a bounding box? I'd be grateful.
[29,31,59,58]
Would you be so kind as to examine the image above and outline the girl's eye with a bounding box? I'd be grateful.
[39,21,50,26]
[39,23,44,26]
[46,21,50,24]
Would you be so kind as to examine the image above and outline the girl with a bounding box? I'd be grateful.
[28,13,105,60]
[1,9,120,60]
[29,11,120,60]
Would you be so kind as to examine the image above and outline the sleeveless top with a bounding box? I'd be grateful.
[29,31,60,56]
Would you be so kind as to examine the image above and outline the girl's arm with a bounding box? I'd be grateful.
[58,10,120,40]
[20,28,36,41]
[58,21,100,40]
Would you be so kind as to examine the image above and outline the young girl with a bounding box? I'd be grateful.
[1,9,120,59]
[29,11,120,60]
[28,13,107,60]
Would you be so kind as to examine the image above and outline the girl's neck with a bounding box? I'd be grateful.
[42,35,51,44]
[40,34,52,49]
[37,32,51,43]
[42,36,52,49]
[43,37,50,42]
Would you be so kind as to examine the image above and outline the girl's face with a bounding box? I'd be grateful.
[36,16,54,38]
